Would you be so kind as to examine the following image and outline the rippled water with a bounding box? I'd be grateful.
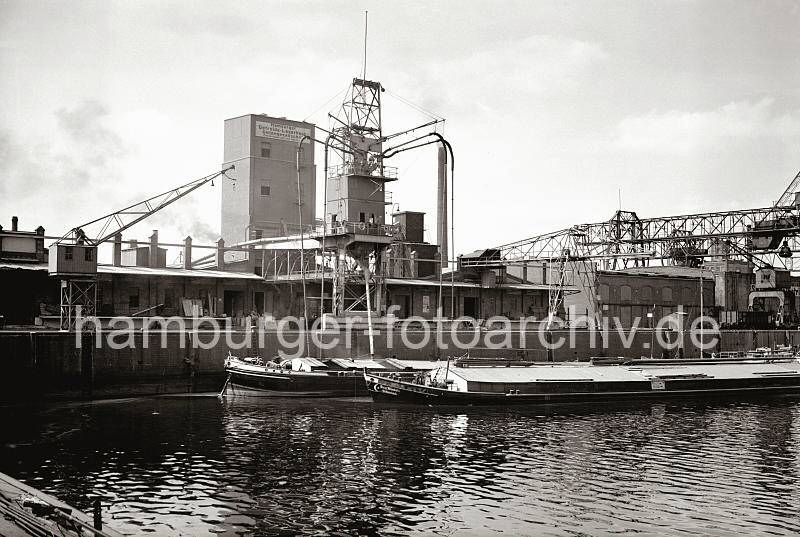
[2,395,800,536]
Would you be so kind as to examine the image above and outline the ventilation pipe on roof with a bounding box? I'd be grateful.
[216,238,225,270]
[437,147,448,271]
[113,233,122,267]
[149,230,159,268]
[184,236,192,270]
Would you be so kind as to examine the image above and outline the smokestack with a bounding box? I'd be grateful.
[437,147,448,271]
[11,216,18,231]
[184,236,192,270]
[113,233,122,267]
[35,226,45,262]
[149,230,159,268]
[216,238,225,270]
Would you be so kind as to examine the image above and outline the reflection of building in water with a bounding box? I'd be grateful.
[220,400,438,535]
[752,403,797,489]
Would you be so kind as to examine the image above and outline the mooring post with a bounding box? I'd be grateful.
[93,498,102,530]
[81,331,94,398]
[218,374,231,399]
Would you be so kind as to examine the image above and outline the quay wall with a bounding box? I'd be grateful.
[0,329,797,401]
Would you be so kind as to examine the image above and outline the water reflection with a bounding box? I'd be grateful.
[1,396,799,536]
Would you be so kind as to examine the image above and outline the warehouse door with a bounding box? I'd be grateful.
[253,291,264,314]
[224,290,244,318]
[463,296,478,319]
[392,295,410,318]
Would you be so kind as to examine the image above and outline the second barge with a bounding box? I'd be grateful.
[364,356,800,405]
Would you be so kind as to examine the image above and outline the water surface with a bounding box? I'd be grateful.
[1,395,799,536]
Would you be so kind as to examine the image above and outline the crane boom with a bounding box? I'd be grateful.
[774,169,800,208]
[51,165,236,331]
[56,166,235,246]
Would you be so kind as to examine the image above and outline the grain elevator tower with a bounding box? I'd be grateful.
[222,115,316,244]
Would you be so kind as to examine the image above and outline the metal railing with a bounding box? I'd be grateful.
[327,163,398,179]
[327,221,400,237]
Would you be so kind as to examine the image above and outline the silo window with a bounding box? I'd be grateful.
[261,142,271,158]
[261,185,270,196]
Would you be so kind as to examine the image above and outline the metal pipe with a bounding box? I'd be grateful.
[321,134,334,328]
[426,133,455,319]
[380,133,455,319]
[365,268,374,356]
[297,136,311,355]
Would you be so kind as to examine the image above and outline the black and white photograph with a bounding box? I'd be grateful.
[1,1,800,535]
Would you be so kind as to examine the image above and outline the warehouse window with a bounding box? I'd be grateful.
[261,142,271,158]
[621,306,632,327]
[64,246,73,260]
[641,285,652,302]
[663,287,673,303]
[261,184,270,196]
[620,285,632,302]
[254,229,263,239]
[84,248,94,262]
[682,287,693,305]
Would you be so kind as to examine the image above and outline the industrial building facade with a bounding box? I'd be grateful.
[1,210,790,331]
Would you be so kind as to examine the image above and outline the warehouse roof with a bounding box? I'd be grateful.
[97,265,263,280]
[0,261,264,280]
[602,267,714,280]
[384,277,565,291]
[0,262,48,271]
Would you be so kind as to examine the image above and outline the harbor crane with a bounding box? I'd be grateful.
[50,166,236,330]
[460,168,800,327]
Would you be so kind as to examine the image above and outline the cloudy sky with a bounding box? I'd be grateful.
[1,0,799,261]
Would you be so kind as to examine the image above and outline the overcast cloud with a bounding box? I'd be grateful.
[1,0,798,257]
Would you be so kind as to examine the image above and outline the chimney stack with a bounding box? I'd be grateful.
[35,226,46,262]
[149,230,159,268]
[216,238,225,270]
[113,233,122,267]
[11,216,18,232]
[184,236,192,270]
[436,147,448,271]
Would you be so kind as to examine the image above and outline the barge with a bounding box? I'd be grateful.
[223,353,435,397]
[364,356,800,405]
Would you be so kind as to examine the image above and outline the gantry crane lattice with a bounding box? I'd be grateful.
[460,169,800,326]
